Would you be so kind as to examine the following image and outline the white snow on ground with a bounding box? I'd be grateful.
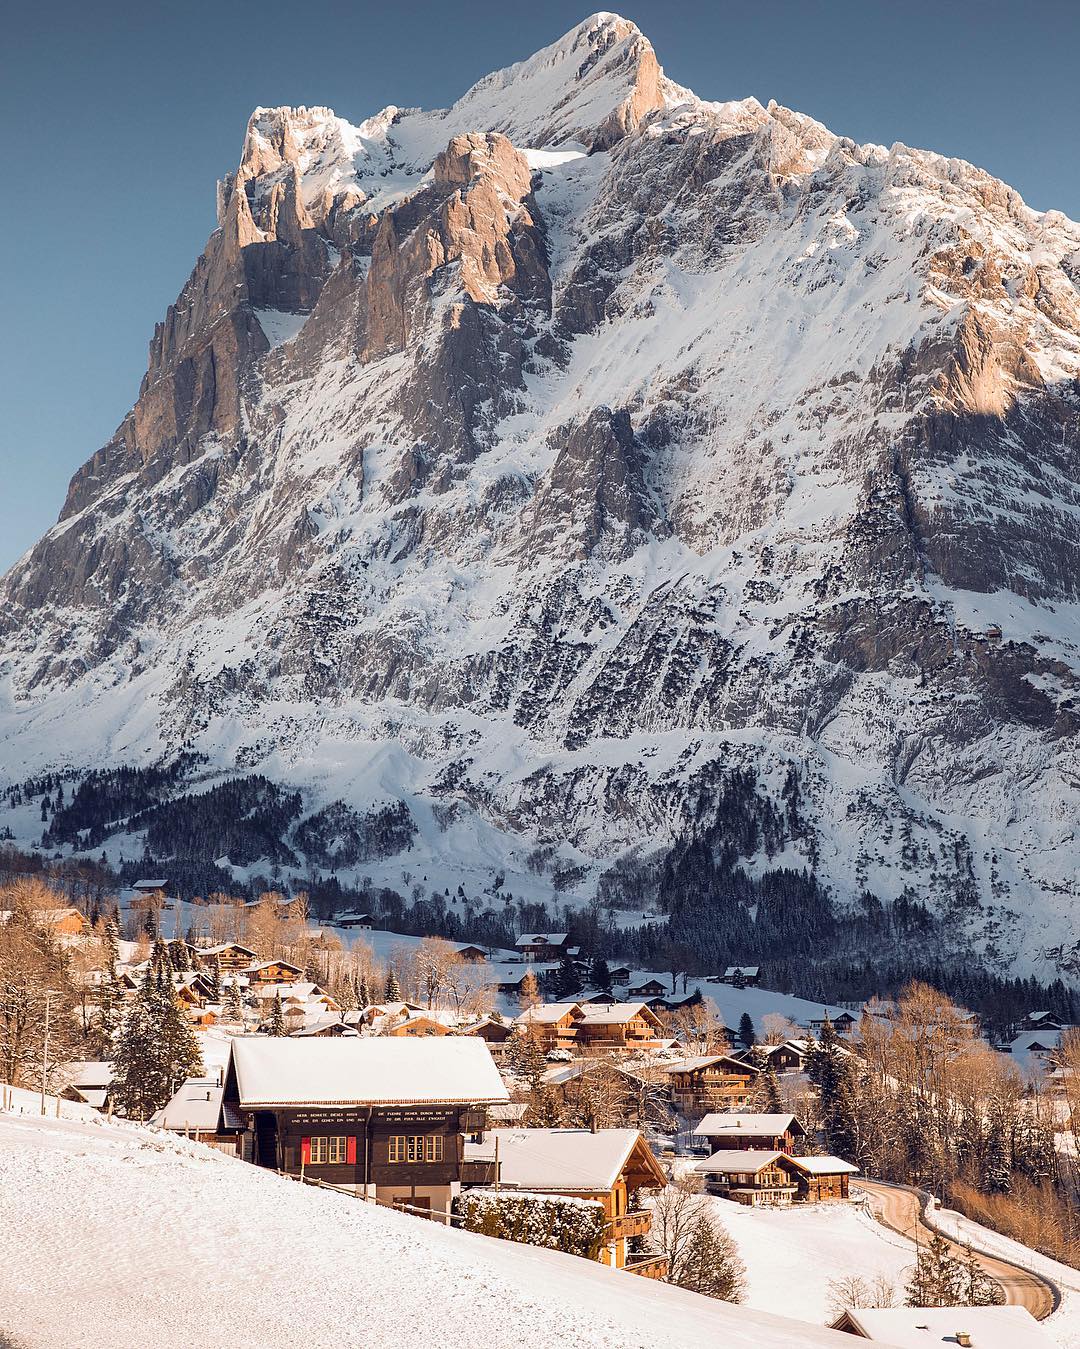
[708,1194,918,1325]
[927,1200,1080,1348]
[0,1108,866,1349]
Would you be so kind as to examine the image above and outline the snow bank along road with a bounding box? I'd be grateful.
[0,1107,871,1349]
[856,1179,1057,1320]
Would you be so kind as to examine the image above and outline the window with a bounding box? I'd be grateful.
[308,1136,348,1165]
[388,1134,444,1163]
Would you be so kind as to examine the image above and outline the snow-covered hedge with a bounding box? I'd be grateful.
[457,1190,606,1260]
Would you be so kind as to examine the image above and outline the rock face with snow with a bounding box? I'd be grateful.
[3,13,1080,972]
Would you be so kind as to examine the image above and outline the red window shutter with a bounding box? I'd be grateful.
[347,1136,357,1165]
[301,1137,311,1165]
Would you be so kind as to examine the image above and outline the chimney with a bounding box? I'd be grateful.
[955,1334,972,1347]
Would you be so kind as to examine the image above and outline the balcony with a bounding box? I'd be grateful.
[607,1209,652,1241]
[624,1253,669,1280]
[460,1160,499,1185]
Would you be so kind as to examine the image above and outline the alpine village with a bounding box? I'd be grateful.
[4,5,1080,1348]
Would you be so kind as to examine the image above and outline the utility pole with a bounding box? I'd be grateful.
[40,989,59,1116]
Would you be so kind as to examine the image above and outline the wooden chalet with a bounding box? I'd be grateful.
[224,1037,509,1221]
[1023,1010,1066,1032]
[515,932,571,961]
[336,913,374,930]
[454,944,489,962]
[514,1002,584,1053]
[627,979,667,998]
[693,1112,807,1153]
[575,1002,665,1053]
[195,942,258,973]
[744,1040,810,1074]
[244,959,305,988]
[385,1012,452,1037]
[665,1055,759,1117]
[696,1150,858,1205]
[462,1128,668,1276]
[1,906,89,937]
[807,1009,858,1036]
[61,1060,114,1111]
[462,1017,514,1048]
[721,966,761,987]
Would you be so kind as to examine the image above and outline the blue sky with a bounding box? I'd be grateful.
[2,0,1077,574]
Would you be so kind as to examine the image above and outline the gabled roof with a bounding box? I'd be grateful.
[244,959,304,974]
[723,966,759,977]
[133,878,169,889]
[198,942,257,957]
[463,1127,664,1193]
[514,1002,582,1026]
[831,1306,1052,1347]
[515,933,569,946]
[664,1054,759,1075]
[153,1079,230,1132]
[693,1113,803,1138]
[229,1037,509,1107]
[695,1150,789,1174]
[787,1155,858,1176]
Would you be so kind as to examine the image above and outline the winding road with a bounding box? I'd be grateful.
[855,1179,1056,1320]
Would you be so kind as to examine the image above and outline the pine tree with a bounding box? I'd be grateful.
[169,939,190,973]
[518,969,540,1010]
[96,917,125,1049]
[384,967,403,1001]
[591,956,612,991]
[761,1061,783,1113]
[225,979,245,1026]
[555,954,579,999]
[737,1013,756,1050]
[206,955,221,1002]
[268,992,286,1037]
[357,975,371,1009]
[961,1245,1005,1306]
[110,971,203,1120]
[904,1235,967,1307]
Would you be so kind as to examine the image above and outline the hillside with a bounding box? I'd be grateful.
[2,13,1080,975]
[0,1106,864,1349]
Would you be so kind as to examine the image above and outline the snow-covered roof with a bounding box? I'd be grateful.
[133,879,169,889]
[788,1155,858,1176]
[834,1306,1052,1346]
[153,1079,229,1132]
[230,1037,510,1107]
[664,1055,757,1075]
[245,960,303,974]
[723,967,760,977]
[693,1113,800,1137]
[67,1061,114,1088]
[464,1128,657,1193]
[515,1002,581,1025]
[695,1150,788,1174]
[515,933,569,947]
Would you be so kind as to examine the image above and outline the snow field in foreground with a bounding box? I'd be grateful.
[0,1108,863,1349]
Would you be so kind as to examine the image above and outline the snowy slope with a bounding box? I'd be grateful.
[0,1108,870,1349]
[3,13,1080,975]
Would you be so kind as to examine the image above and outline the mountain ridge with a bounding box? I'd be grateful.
[3,13,1080,977]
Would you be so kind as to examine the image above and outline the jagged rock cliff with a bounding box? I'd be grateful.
[3,13,1080,973]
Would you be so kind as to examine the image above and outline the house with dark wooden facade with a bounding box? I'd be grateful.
[695,1150,858,1205]
[195,942,258,974]
[243,959,305,988]
[514,933,572,961]
[664,1055,760,1118]
[693,1112,807,1153]
[575,1002,666,1054]
[153,1077,245,1154]
[224,1037,509,1221]
[462,1128,668,1276]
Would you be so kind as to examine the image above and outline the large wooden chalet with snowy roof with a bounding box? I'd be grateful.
[222,1037,509,1220]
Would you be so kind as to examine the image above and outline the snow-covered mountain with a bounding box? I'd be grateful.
[4,13,1080,973]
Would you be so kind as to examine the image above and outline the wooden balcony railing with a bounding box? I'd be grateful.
[624,1253,668,1280]
[607,1209,652,1240]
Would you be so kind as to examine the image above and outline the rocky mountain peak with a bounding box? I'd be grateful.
[4,16,1080,977]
